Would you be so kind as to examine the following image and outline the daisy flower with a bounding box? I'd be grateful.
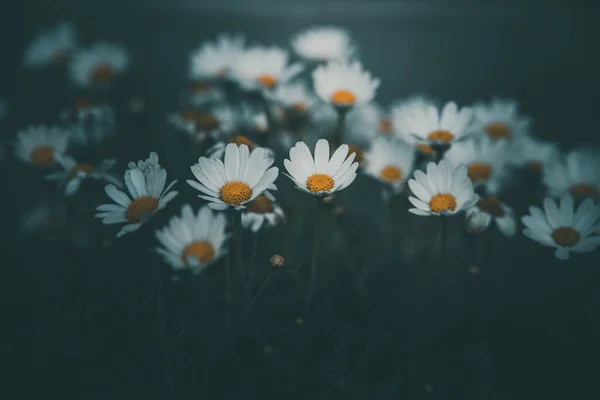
[543,148,600,200]
[284,139,359,196]
[127,151,161,175]
[155,205,229,274]
[344,103,383,146]
[59,98,116,144]
[444,137,510,194]
[230,46,303,92]
[241,192,285,232]
[207,135,275,163]
[24,22,76,69]
[188,81,225,107]
[14,125,69,168]
[187,143,279,211]
[267,81,317,114]
[466,196,516,237]
[506,135,560,172]
[472,98,531,141]
[521,194,600,260]
[291,26,355,62]
[168,108,224,142]
[96,154,178,238]
[69,43,130,88]
[364,136,415,194]
[45,154,121,196]
[465,209,492,234]
[313,60,380,109]
[189,33,245,81]
[407,160,479,216]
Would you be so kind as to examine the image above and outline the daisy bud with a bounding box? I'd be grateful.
[465,209,492,234]
[269,254,285,268]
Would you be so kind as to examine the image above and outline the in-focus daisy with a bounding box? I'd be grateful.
[291,26,355,63]
[407,160,479,216]
[230,46,303,92]
[207,135,275,163]
[155,205,229,274]
[45,154,121,196]
[69,43,130,88]
[472,98,531,141]
[24,22,76,69]
[364,136,415,194]
[242,192,285,232]
[187,143,279,211]
[466,196,516,237]
[14,125,69,168]
[506,135,560,172]
[522,194,600,260]
[189,33,245,81]
[313,60,380,109]
[96,153,178,238]
[543,148,600,200]
[444,137,510,194]
[127,151,161,175]
[284,139,359,196]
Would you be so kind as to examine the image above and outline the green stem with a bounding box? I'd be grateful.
[225,252,231,324]
[252,271,273,305]
[305,198,324,315]
[334,107,349,147]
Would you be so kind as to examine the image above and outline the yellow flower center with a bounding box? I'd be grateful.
[467,162,492,182]
[551,226,581,247]
[346,144,364,164]
[89,64,115,84]
[331,90,356,106]
[379,165,403,183]
[220,182,252,205]
[568,184,599,199]
[190,81,211,94]
[306,173,334,193]
[227,135,255,150]
[427,130,454,143]
[256,74,277,89]
[416,143,435,155]
[429,193,457,214]
[477,196,505,217]
[70,164,94,176]
[485,122,511,140]
[75,97,93,110]
[246,195,274,214]
[29,146,55,166]
[379,119,393,134]
[126,196,159,223]
[182,240,215,264]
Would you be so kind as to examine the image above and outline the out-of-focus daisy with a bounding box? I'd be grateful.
[129,97,145,113]
[155,205,229,274]
[0,100,6,121]
[444,137,510,194]
[20,202,54,235]
[291,26,355,63]
[45,154,121,196]
[284,139,359,196]
[207,135,275,162]
[313,60,380,109]
[24,22,76,69]
[69,43,130,88]
[242,192,285,232]
[267,81,317,123]
[465,209,492,234]
[60,97,114,122]
[507,135,560,172]
[168,108,224,142]
[188,81,225,107]
[14,125,69,168]
[472,98,531,141]
[344,103,382,146]
[96,154,178,238]
[364,136,415,194]
[522,194,600,260]
[543,148,600,200]
[189,33,245,81]
[187,144,279,211]
[466,196,516,237]
[230,46,303,92]
[408,160,479,216]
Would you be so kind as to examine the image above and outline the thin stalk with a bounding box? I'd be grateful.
[334,107,349,147]
[225,252,231,324]
[252,271,273,305]
[305,198,324,315]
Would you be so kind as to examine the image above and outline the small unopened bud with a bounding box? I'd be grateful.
[295,317,304,326]
[269,254,285,268]
[465,209,491,234]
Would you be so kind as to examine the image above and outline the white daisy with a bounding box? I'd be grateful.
[407,160,479,216]
[284,139,359,196]
[45,154,121,196]
[230,46,303,92]
[241,192,285,233]
[14,125,69,168]
[291,26,355,62]
[506,135,560,171]
[344,103,382,146]
[155,205,229,274]
[521,194,600,260]
[364,136,415,194]
[189,33,245,81]
[207,135,275,163]
[59,98,116,144]
[127,151,161,175]
[267,81,318,112]
[69,43,130,88]
[96,155,178,238]
[444,137,510,194]
[472,98,531,141]
[465,209,492,234]
[465,196,516,237]
[187,143,279,211]
[313,60,380,108]
[391,96,436,137]
[543,148,600,200]
[24,22,76,69]
[167,108,224,142]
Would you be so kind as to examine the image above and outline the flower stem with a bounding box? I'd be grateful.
[225,252,231,324]
[334,107,349,147]
[252,271,273,305]
[305,197,324,315]
[153,262,174,390]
